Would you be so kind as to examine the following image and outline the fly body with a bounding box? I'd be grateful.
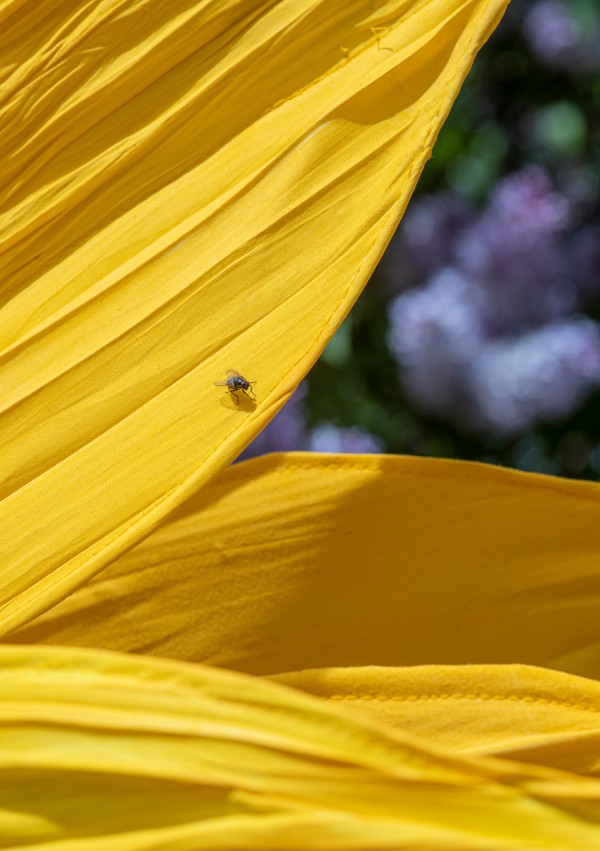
[214,369,256,405]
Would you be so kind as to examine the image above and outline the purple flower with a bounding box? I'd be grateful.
[456,166,573,334]
[240,385,383,459]
[387,167,600,439]
[471,320,600,438]
[240,384,308,459]
[522,0,600,72]
[401,193,473,277]
[308,424,384,454]
[485,165,570,234]
[388,268,483,416]
[377,192,473,293]
[523,1,582,63]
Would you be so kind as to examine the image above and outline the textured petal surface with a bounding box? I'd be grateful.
[273,664,600,777]
[3,645,600,849]
[0,0,508,634]
[12,453,600,774]
[13,454,600,679]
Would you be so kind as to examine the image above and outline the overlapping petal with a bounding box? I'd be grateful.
[13,453,600,677]
[274,664,600,777]
[12,453,600,778]
[3,644,600,849]
[0,0,508,634]
[6,2,579,845]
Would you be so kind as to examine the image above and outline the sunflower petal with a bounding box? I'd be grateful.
[2,644,600,848]
[12,454,600,681]
[0,0,508,633]
[273,663,600,777]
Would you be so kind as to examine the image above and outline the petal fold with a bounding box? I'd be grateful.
[2,645,600,849]
[273,663,600,777]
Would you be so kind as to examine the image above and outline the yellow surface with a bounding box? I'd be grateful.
[273,664,600,776]
[12,452,600,793]
[3,644,600,849]
[13,454,600,679]
[7,1,593,846]
[0,0,508,635]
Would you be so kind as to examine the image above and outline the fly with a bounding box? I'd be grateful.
[214,369,256,405]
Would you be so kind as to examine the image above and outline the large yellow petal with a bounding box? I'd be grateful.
[0,0,508,634]
[3,644,600,849]
[13,454,600,679]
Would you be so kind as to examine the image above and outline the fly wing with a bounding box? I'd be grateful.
[214,379,229,386]
[226,369,242,378]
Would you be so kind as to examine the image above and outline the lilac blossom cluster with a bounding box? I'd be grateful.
[240,384,382,460]
[239,385,309,461]
[307,424,383,454]
[387,166,600,439]
[523,1,600,72]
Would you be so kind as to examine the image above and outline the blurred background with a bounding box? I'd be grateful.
[244,0,600,479]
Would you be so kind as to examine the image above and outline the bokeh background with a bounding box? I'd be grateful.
[244,0,600,479]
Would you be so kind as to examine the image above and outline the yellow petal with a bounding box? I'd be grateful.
[0,0,507,633]
[16,454,600,777]
[2,644,600,849]
[12,454,600,680]
[273,663,600,777]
